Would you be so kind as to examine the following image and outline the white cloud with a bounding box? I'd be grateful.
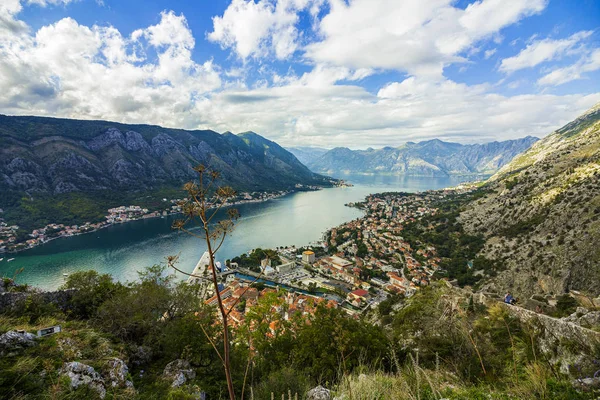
[197,75,600,148]
[500,31,592,73]
[208,0,312,60]
[0,8,221,126]
[132,11,194,48]
[484,48,497,59]
[538,49,600,86]
[304,0,547,77]
[27,0,76,6]
[0,0,27,41]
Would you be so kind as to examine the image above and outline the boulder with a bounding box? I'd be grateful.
[60,361,106,398]
[105,358,134,389]
[572,377,600,391]
[578,311,600,329]
[0,330,36,356]
[564,307,600,329]
[307,385,331,400]
[163,359,196,388]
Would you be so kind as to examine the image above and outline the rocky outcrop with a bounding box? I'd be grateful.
[460,102,600,297]
[573,377,600,392]
[564,307,600,330]
[59,361,106,398]
[104,358,134,389]
[0,330,37,356]
[477,294,600,377]
[306,385,331,400]
[163,359,196,388]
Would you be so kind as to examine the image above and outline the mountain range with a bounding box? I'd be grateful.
[0,115,334,230]
[302,137,539,176]
[460,103,600,296]
[286,146,329,166]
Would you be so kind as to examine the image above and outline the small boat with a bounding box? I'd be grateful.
[7,258,15,262]
[63,273,69,277]
[0,258,3,262]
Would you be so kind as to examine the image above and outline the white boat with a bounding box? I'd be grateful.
[63,273,69,277]
[7,258,15,262]
[0,258,3,262]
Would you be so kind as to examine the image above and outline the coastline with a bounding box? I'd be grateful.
[1,189,298,255]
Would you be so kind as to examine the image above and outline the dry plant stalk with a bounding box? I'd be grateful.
[168,164,240,400]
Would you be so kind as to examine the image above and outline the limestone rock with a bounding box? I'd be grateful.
[572,377,600,391]
[163,359,196,388]
[306,385,331,400]
[0,330,36,356]
[579,311,600,329]
[564,307,600,329]
[105,358,134,389]
[60,361,106,398]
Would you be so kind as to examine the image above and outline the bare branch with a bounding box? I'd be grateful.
[212,230,229,255]
[198,319,225,365]
[206,197,230,224]
[241,341,252,400]
[166,258,212,282]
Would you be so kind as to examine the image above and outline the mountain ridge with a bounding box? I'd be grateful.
[306,136,539,176]
[0,114,335,230]
[460,102,600,296]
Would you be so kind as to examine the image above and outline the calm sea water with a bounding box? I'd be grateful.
[0,174,480,289]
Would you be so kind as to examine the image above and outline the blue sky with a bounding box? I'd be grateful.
[1,0,599,148]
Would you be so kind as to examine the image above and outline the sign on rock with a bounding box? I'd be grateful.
[37,325,61,337]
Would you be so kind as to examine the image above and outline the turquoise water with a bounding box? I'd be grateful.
[0,174,480,290]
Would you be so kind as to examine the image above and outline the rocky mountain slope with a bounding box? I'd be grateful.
[0,115,332,194]
[0,115,335,229]
[308,137,539,176]
[286,146,329,166]
[460,103,600,296]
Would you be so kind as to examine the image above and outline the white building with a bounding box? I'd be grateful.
[276,261,296,274]
[264,266,276,276]
[302,250,315,264]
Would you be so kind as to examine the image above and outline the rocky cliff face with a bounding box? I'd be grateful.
[460,103,600,297]
[307,137,539,176]
[0,115,332,196]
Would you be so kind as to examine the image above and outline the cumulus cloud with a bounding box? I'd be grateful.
[538,49,600,86]
[196,75,600,148]
[0,7,221,127]
[500,31,592,73]
[208,0,314,60]
[304,0,547,77]
[0,0,28,40]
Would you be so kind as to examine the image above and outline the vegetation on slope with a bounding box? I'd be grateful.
[460,103,600,296]
[1,272,597,399]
